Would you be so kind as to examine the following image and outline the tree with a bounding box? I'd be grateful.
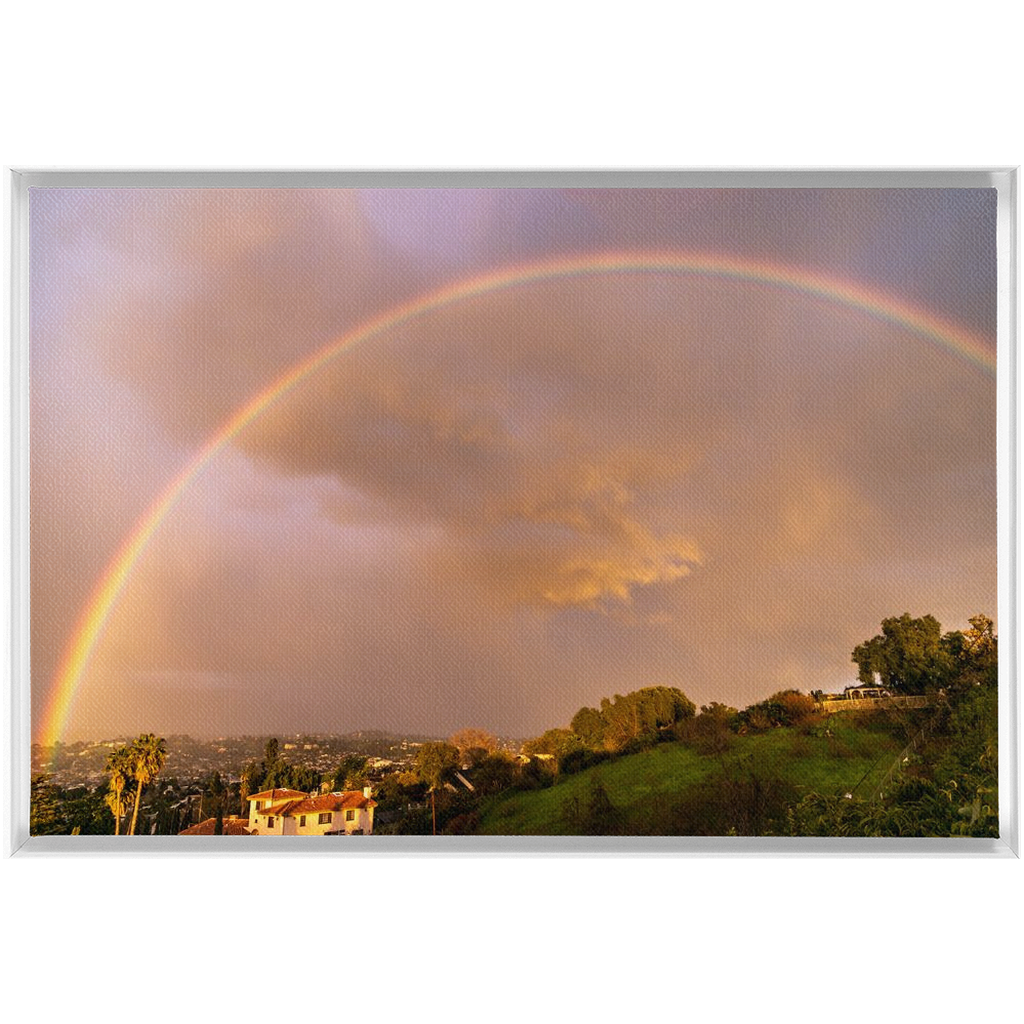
[570,706,606,747]
[127,734,167,836]
[263,737,279,766]
[449,729,498,756]
[30,774,65,836]
[239,760,262,814]
[578,687,696,751]
[260,738,285,789]
[415,742,459,836]
[331,756,369,792]
[852,613,950,694]
[953,614,998,689]
[105,745,134,835]
[677,702,738,753]
[521,728,582,759]
[471,752,517,795]
[415,742,459,790]
[767,690,819,725]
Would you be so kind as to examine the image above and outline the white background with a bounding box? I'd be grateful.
[2,2,1021,1021]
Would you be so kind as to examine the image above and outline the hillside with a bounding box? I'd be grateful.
[477,716,908,836]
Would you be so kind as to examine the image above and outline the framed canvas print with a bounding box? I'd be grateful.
[7,169,1017,855]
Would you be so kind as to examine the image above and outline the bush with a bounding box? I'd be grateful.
[737,691,818,732]
[562,778,625,835]
[472,753,517,795]
[675,705,736,755]
[773,690,820,725]
[443,812,480,835]
[558,747,610,776]
[669,768,798,836]
[516,758,555,790]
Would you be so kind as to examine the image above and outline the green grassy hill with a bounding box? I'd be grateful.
[477,716,906,836]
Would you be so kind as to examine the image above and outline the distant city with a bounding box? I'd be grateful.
[31,731,522,791]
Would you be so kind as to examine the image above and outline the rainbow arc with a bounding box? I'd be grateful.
[38,251,996,746]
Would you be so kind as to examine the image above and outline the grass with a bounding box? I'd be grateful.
[476,717,905,835]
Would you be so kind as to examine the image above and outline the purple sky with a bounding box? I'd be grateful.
[30,188,997,741]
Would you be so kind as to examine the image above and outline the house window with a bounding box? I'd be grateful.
[267,816,275,828]
[255,801,263,810]
[345,810,355,822]
[299,815,306,827]
[318,812,332,825]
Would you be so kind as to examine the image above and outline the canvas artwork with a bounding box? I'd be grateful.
[27,184,999,843]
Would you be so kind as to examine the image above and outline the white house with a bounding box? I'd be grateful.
[247,787,376,835]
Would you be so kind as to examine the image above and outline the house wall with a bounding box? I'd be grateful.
[339,806,373,835]
[299,811,342,835]
[301,805,374,835]
[247,799,275,831]
[249,811,286,835]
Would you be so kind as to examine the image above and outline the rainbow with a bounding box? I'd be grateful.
[37,250,996,746]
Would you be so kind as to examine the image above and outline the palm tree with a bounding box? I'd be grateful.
[105,746,133,835]
[415,741,459,836]
[127,734,167,836]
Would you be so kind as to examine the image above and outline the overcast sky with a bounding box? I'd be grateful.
[30,188,997,742]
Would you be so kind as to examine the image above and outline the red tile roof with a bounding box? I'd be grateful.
[260,791,377,817]
[247,788,309,803]
[179,817,252,836]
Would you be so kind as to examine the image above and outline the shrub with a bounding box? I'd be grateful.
[516,757,555,790]
[675,704,737,754]
[558,747,610,776]
[773,690,820,726]
[564,778,625,835]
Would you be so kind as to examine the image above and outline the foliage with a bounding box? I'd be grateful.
[557,746,611,776]
[374,770,426,807]
[851,613,951,694]
[60,785,111,835]
[127,734,168,836]
[943,615,998,691]
[515,756,556,790]
[478,719,902,836]
[330,755,368,792]
[30,774,66,836]
[32,774,130,836]
[241,738,322,798]
[105,745,135,835]
[239,760,262,813]
[415,742,460,791]
[675,702,738,754]
[789,649,999,838]
[448,728,498,756]
[736,691,818,733]
[471,752,518,795]
[569,706,606,747]
[771,690,820,725]
[521,728,582,759]
[668,763,799,836]
[569,686,696,752]
[561,777,625,835]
